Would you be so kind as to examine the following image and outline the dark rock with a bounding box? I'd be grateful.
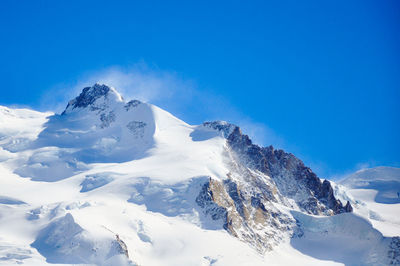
[344,201,353,213]
[251,196,267,212]
[203,121,238,138]
[195,179,228,221]
[196,176,295,253]
[124,100,142,111]
[196,121,356,253]
[62,84,112,114]
[115,234,129,259]
[204,121,352,215]
[388,237,400,265]
[223,179,246,218]
[126,121,147,138]
[100,111,116,128]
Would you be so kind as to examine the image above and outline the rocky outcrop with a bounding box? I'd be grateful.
[124,100,142,111]
[195,179,229,223]
[100,111,116,128]
[126,121,147,138]
[344,200,353,213]
[115,234,129,259]
[63,84,112,112]
[203,121,352,216]
[194,121,354,253]
[388,237,400,265]
[61,83,124,116]
[196,177,295,253]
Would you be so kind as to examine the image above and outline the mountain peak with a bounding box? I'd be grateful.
[62,83,124,114]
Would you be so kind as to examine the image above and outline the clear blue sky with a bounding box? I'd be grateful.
[0,0,399,178]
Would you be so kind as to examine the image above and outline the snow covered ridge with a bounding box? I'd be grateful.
[0,84,399,265]
[334,166,400,239]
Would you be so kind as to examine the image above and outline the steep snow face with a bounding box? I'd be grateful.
[0,84,398,265]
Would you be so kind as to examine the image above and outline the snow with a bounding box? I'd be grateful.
[291,211,390,265]
[337,167,400,237]
[0,106,51,152]
[0,85,398,265]
[341,166,400,204]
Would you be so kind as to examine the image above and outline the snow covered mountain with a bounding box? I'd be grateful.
[0,84,398,265]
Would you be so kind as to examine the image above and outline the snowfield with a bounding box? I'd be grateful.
[0,84,398,265]
[337,167,400,237]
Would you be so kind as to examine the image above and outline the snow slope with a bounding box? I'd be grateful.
[0,84,398,265]
[337,167,400,237]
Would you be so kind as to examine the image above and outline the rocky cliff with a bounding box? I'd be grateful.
[195,121,352,252]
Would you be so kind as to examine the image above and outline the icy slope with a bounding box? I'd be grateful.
[0,84,398,265]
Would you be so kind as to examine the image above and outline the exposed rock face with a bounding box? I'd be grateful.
[126,121,147,138]
[196,179,229,223]
[61,83,124,115]
[124,100,142,111]
[100,111,116,128]
[344,200,353,213]
[63,84,111,111]
[195,121,352,253]
[202,121,237,138]
[196,177,295,253]
[388,237,400,265]
[115,235,129,259]
[204,121,352,216]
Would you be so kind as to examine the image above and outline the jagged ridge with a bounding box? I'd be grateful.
[203,121,352,215]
